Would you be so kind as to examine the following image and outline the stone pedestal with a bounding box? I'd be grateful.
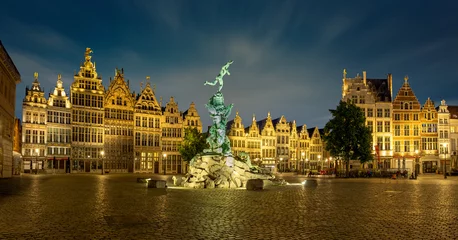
[182,154,273,189]
[246,179,264,190]
[148,180,167,188]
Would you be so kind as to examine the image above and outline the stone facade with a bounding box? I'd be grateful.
[342,70,393,169]
[341,70,456,174]
[22,72,47,173]
[226,112,326,173]
[19,48,202,174]
[0,41,21,178]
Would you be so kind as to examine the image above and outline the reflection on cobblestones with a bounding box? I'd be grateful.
[0,174,458,239]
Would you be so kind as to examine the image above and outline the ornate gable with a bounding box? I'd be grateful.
[104,68,135,108]
[24,72,47,104]
[261,112,276,136]
[231,111,244,129]
[48,74,71,108]
[135,76,161,111]
[290,120,298,138]
[248,114,259,137]
[393,75,421,111]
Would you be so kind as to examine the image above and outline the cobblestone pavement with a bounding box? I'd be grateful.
[1,174,458,240]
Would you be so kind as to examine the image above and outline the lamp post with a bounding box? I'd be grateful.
[101,150,105,175]
[301,152,305,175]
[163,153,167,175]
[442,143,448,179]
[35,148,39,174]
[280,157,283,172]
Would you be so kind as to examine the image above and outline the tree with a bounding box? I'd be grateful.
[179,127,208,163]
[323,100,373,177]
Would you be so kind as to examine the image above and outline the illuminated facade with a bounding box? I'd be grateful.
[47,74,72,173]
[437,100,451,172]
[448,105,458,169]
[227,112,325,172]
[22,73,47,173]
[419,97,438,173]
[12,118,21,175]
[342,70,393,168]
[104,68,134,173]
[133,78,162,174]
[19,48,202,174]
[70,48,105,173]
[0,41,21,178]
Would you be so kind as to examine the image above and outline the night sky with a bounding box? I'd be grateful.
[2,0,458,129]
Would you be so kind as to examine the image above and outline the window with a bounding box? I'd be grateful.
[395,141,401,152]
[377,121,383,132]
[359,97,365,104]
[413,125,419,136]
[413,114,419,121]
[377,137,383,148]
[384,109,390,118]
[404,114,409,121]
[404,91,408,96]
[351,95,357,104]
[394,125,401,136]
[384,122,390,133]
[414,140,420,151]
[377,109,383,118]
[451,127,455,133]
[367,109,373,117]
[404,125,410,136]
[394,114,400,121]
[367,121,373,132]
[404,141,410,152]
[384,137,391,151]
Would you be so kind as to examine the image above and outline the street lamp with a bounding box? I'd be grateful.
[163,153,167,175]
[415,149,419,179]
[101,150,105,175]
[442,143,448,179]
[280,157,283,172]
[35,148,39,174]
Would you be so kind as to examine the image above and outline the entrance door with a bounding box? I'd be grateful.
[85,161,91,172]
[66,159,70,173]
[154,161,159,174]
[128,159,134,173]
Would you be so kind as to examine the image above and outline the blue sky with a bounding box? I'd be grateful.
[2,0,458,128]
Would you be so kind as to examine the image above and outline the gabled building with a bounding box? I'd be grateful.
[392,76,422,172]
[22,72,47,173]
[342,70,393,169]
[226,112,326,173]
[245,115,261,162]
[46,74,72,173]
[161,97,184,174]
[420,97,439,173]
[448,105,458,170]
[437,100,451,173]
[70,48,105,173]
[133,77,162,173]
[104,68,135,173]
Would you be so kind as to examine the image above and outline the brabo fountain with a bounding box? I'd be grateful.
[181,61,274,188]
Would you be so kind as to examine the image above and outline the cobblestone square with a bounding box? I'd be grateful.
[1,174,457,239]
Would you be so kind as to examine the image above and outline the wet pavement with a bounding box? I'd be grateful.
[0,174,457,239]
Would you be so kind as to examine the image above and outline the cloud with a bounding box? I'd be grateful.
[1,16,81,54]
[132,0,183,31]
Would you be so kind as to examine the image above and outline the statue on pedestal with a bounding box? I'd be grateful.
[203,61,234,156]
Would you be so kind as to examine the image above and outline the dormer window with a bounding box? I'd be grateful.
[356,87,360,91]
[404,91,408,96]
